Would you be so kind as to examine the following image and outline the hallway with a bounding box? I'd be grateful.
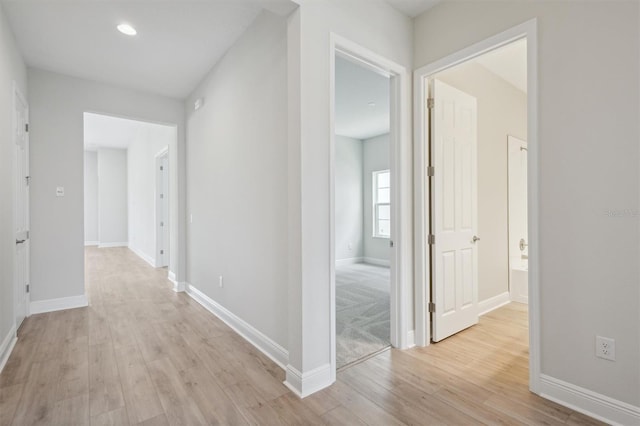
[0,247,598,425]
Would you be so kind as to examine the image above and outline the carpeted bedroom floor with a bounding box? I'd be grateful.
[336,262,390,369]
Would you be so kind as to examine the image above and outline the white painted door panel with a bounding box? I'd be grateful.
[14,87,29,328]
[431,79,478,342]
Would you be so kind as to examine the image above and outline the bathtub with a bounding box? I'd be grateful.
[509,257,528,304]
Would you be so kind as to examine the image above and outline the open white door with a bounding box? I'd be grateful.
[14,85,29,328]
[430,79,478,342]
[155,153,169,268]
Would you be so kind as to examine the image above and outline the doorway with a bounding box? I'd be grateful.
[333,53,392,368]
[329,35,413,378]
[414,20,539,390]
[13,83,30,329]
[83,113,177,278]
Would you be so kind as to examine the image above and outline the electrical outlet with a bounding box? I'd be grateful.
[595,336,616,361]
[219,275,224,288]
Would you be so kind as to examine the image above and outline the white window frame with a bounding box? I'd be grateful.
[372,169,390,238]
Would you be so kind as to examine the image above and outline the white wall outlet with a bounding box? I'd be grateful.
[219,275,223,288]
[56,186,65,197]
[595,336,616,361]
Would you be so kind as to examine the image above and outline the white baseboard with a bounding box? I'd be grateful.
[406,330,415,349]
[30,294,89,315]
[84,241,98,246]
[284,363,333,398]
[363,257,390,267]
[539,374,640,426]
[335,257,363,266]
[185,283,288,369]
[167,271,185,292]
[128,246,156,268]
[98,242,128,248]
[0,323,17,374]
[478,291,511,316]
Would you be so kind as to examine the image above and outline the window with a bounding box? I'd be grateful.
[373,170,390,238]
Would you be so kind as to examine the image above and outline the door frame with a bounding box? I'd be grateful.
[329,33,413,379]
[413,19,540,392]
[13,81,30,323]
[155,147,170,268]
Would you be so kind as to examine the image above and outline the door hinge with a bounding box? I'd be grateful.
[26,231,29,240]
[428,234,435,245]
[160,194,164,199]
[427,166,434,177]
[160,221,164,227]
[25,123,29,132]
[26,284,30,293]
[428,302,435,313]
[160,166,164,171]
[160,250,164,255]
[427,98,435,109]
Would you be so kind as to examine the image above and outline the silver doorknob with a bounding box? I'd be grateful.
[519,238,528,251]
[472,236,480,243]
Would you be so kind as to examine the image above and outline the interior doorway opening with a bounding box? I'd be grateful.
[333,53,392,369]
[414,22,538,390]
[82,112,178,281]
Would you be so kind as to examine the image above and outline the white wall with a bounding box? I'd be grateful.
[363,133,390,264]
[287,0,413,394]
[185,11,288,349]
[436,62,527,302]
[28,68,185,303]
[0,2,27,359]
[415,0,639,408]
[335,135,364,261]
[127,124,176,265]
[83,151,98,244]
[97,148,128,245]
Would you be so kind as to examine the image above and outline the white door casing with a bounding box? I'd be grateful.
[14,84,30,327]
[430,79,478,342]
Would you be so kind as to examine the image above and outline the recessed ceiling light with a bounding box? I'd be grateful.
[368,102,376,107]
[117,23,137,36]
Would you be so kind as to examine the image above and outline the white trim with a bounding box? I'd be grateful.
[478,291,511,316]
[185,283,288,369]
[539,375,640,426]
[284,363,332,399]
[329,33,413,386]
[30,294,88,315]
[335,257,364,266]
[0,324,17,374]
[98,242,128,248]
[406,330,415,348]
[363,257,390,267]
[84,241,99,246]
[413,19,540,394]
[129,245,156,268]
[167,271,185,292]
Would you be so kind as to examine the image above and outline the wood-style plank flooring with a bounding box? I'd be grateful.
[0,247,602,425]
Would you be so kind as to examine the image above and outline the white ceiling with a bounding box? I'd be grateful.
[335,56,390,140]
[476,39,527,93]
[83,112,173,151]
[2,0,295,99]
[384,0,441,17]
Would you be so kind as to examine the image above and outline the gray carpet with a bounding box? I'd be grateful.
[336,263,390,368]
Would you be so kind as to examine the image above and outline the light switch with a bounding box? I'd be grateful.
[56,187,64,197]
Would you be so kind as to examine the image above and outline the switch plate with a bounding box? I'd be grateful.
[595,336,616,361]
[56,187,64,197]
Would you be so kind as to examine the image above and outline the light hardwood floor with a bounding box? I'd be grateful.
[0,247,602,425]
